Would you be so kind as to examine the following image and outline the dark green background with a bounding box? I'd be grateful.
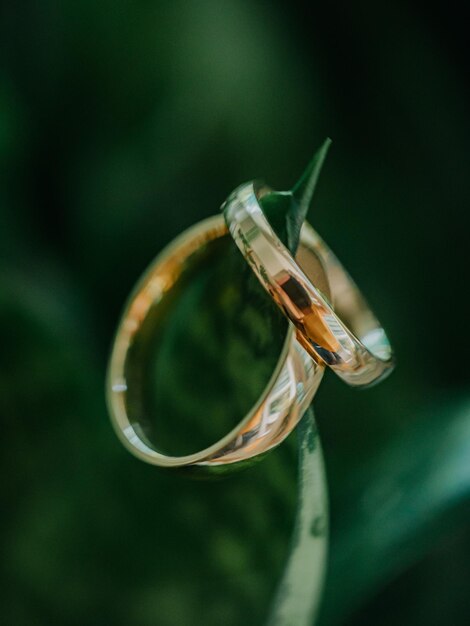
[1,1,469,625]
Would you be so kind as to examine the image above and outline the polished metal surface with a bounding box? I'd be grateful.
[223,181,394,387]
[106,216,327,469]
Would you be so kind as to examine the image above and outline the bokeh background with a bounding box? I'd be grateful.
[1,1,469,625]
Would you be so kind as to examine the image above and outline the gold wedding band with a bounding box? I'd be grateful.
[222,181,394,387]
[106,216,326,469]
[107,181,394,469]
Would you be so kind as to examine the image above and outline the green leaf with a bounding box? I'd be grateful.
[318,396,470,626]
[267,409,328,626]
[260,138,332,255]
[289,138,332,253]
[120,141,332,626]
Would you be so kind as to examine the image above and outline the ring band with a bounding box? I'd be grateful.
[106,216,326,469]
[223,181,394,387]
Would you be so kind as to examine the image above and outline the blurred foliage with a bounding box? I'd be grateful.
[1,1,469,625]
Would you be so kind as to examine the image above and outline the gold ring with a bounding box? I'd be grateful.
[106,216,326,470]
[223,181,394,387]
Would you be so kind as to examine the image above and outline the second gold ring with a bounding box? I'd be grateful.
[222,181,394,387]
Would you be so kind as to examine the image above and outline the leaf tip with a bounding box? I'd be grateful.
[292,138,332,216]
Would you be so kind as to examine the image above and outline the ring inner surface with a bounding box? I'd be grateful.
[122,234,289,456]
[298,228,392,363]
[323,258,391,361]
